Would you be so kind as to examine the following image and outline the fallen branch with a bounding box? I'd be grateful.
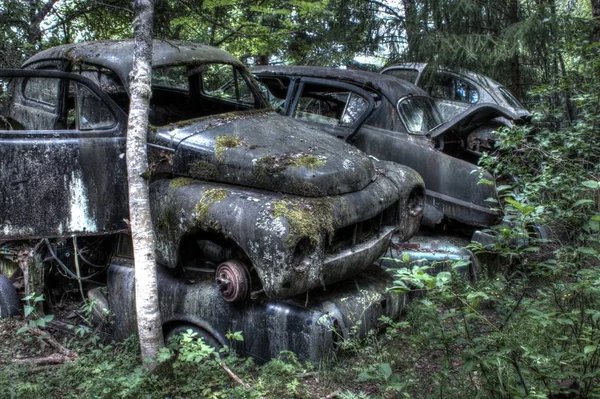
[12,353,75,366]
[29,327,77,360]
[219,360,249,388]
[320,391,341,399]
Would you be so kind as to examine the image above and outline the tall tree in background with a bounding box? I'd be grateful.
[126,0,164,368]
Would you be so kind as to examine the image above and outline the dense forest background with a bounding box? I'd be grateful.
[1,0,600,397]
[1,0,598,99]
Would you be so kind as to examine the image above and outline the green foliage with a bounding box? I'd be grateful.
[17,293,54,336]
[382,31,600,397]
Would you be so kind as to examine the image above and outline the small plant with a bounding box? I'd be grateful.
[357,362,410,396]
[17,293,54,335]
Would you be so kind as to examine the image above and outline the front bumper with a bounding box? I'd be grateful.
[379,231,479,281]
[108,260,407,364]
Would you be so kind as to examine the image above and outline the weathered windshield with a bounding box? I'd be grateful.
[397,96,442,133]
[148,63,262,125]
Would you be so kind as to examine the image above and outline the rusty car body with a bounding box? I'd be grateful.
[252,65,522,233]
[0,40,426,362]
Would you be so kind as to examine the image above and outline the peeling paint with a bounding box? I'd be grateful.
[67,172,96,233]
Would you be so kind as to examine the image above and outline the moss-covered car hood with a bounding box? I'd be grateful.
[153,110,376,196]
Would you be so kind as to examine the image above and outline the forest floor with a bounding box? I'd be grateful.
[0,311,445,399]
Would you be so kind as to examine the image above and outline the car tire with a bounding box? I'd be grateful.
[0,274,21,318]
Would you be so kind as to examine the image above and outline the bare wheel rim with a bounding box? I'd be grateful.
[215,260,251,303]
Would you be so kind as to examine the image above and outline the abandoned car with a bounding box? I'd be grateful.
[0,40,426,362]
[380,63,531,151]
[380,63,531,122]
[252,66,522,234]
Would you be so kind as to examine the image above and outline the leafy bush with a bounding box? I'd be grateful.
[384,37,600,398]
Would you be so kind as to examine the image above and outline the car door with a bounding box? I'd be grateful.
[0,69,128,240]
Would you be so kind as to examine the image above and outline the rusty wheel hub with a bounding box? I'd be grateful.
[215,260,251,303]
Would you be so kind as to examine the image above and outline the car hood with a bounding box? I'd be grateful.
[153,110,376,196]
[429,103,522,140]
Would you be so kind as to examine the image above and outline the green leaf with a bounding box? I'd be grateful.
[17,326,29,334]
[584,345,597,355]
[573,199,595,207]
[556,318,575,326]
[24,305,34,317]
[478,178,494,186]
[378,363,393,379]
[577,247,598,256]
[582,181,600,189]
[436,272,452,288]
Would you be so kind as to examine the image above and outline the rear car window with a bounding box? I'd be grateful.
[382,68,419,84]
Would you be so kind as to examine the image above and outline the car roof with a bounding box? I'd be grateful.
[24,40,244,90]
[252,65,427,101]
[383,63,503,91]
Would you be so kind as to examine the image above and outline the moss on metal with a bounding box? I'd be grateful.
[273,198,334,246]
[255,152,326,176]
[169,177,195,189]
[194,188,229,221]
[215,135,243,161]
[292,154,326,169]
[189,160,219,181]
[157,205,178,231]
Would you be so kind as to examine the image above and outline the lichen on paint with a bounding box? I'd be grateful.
[272,198,334,246]
[194,188,229,220]
[215,136,243,161]
[169,177,196,189]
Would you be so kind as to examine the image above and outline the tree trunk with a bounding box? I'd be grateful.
[254,55,269,65]
[509,0,521,99]
[26,0,60,53]
[592,0,600,41]
[127,0,164,369]
[402,0,419,58]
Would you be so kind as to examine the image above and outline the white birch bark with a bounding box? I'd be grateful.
[127,0,164,368]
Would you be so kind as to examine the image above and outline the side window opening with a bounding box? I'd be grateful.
[428,73,479,104]
[0,77,21,130]
[74,82,116,130]
[201,64,254,105]
[10,77,62,130]
[0,75,115,132]
[23,77,59,106]
[255,76,290,113]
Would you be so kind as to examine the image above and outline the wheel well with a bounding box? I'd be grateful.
[177,231,251,271]
[163,317,226,349]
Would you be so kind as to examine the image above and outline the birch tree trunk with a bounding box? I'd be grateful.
[127,0,164,369]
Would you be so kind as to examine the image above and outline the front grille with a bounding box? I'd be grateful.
[327,201,398,254]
